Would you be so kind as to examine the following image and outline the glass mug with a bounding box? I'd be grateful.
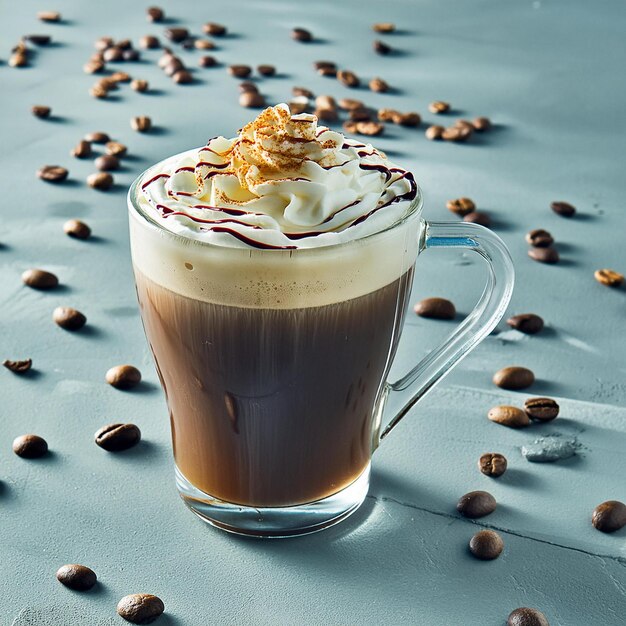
[128,164,514,538]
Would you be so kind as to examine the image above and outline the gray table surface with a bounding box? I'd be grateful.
[1,0,625,624]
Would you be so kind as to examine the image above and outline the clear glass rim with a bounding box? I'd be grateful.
[127,149,424,253]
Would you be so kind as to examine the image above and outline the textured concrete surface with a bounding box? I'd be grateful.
[1,1,625,624]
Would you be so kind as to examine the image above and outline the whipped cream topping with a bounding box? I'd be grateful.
[138,104,417,249]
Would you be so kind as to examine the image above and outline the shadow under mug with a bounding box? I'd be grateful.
[128,173,514,538]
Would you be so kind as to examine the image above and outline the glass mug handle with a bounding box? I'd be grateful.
[374,220,515,446]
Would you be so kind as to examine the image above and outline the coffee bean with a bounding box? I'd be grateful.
[228,64,252,78]
[472,116,492,131]
[163,58,185,76]
[469,530,504,560]
[94,155,120,172]
[289,97,309,114]
[131,116,152,132]
[318,66,337,77]
[38,10,61,22]
[337,70,360,88]
[339,98,364,111]
[103,142,126,159]
[22,268,58,290]
[507,608,550,626]
[95,423,141,452]
[203,22,227,36]
[198,55,217,68]
[396,112,421,127]
[446,197,475,216]
[53,307,87,331]
[291,27,312,42]
[194,39,215,50]
[488,405,530,428]
[32,105,51,119]
[592,500,626,533]
[355,121,384,136]
[315,108,339,122]
[429,101,450,114]
[131,79,149,92]
[83,60,105,74]
[526,229,554,247]
[456,491,496,518]
[463,211,491,227]
[442,125,472,142]
[524,397,559,422]
[292,86,314,98]
[9,53,28,68]
[506,313,544,334]
[594,268,624,287]
[257,64,275,76]
[239,91,266,108]
[369,77,389,93]
[349,108,372,122]
[239,81,259,93]
[71,140,92,159]
[373,40,392,55]
[342,121,358,134]
[102,47,124,62]
[550,201,575,217]
[478,453,508,477]
[413,297,455,320]
[372,22,396,33]
[146,6,164,22]
[425,125,445,140]
[164,28,189,43]
[85,131,109,144]
[56,564,97,591]
[123,49,140,61]
[89,83,109,99]
[94,36,113,51]
[316,95,336,110]
[493,366,535,390]
[455,119,474,130]
[106,364,142,389]
[139,35,160,49]
[528,247,559,264]
[3,358,32,373]
[314,61,337,72]
[172,70,193,84]
[117,594,164,624]
[13,434,48,458]
[64,219,91,240]
[87,172,114,191]
[37,165,68,183]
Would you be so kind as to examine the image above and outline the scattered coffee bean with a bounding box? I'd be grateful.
[429,101,450,114]
[172,70,193,84]
[3,358,32,373]
[95,423,141,452]
[228,64,252,78]
[289,96,309,114]
[89,83,109,99]
[104,141,127,158]
[87,172,114,190]
[123,49,140,61]
[478,453,508,477]
[13,434,48,458]
[83,59,105,74]
[32,105,51,119]
[339,98,364,111]
[446,197,475,216]
[102,47,124,63]
[291,27,312,42]
[456,491,496,518]
[64,219,91,240]
[506,313,544,334]
[94,36,113,52]
[139,35,160,49]
[194,39,215,50]
[463,211,491,227]
[455,119,474,131]
[131,116,152,132]
[203,22,227,36]
[507,608,550,626]
[373,40,392,55]
[316,95,336,110]
[528,247,559,264]
[146,6,164,22]
[413,297,455,320]
[198,55,217,68]
[37,10,61,22]
[488,405,530,428]
[355,121,384,136]
[592,500,626,533]
[372,22,396,33]
[337,70,360,88]
[342,120,358,134]
[53,307,87,331]
[526,229,554,247]
[314,61,337,72]
[164,28,189,43]
[239,81,259,93]
[37,165,68,183]
[315,108,339,122]
[425,125,445,140]
[163,57,185,76]
[469,530,504,560]
[239,91,266,108]
[318,66,337,77]
[22,268,59,290]
[94,155,120,172]
[369,77,389,93]
[117,594,164,624]
[84,131,109,144]
[106,364,142,389]
[524,397,559,422]
[9,52,28,67]
[56,564,97,591]
[396,112,421,127]
[442,126,471,142]
[292,86,314,98]
[493,366,535,390]
[257,64,275,76]
[349,108,372,122]
[472,116,491,131]
[71,140,92,159]
[550,201,576,217]
[594,268,624,287]
[131,79,149,92]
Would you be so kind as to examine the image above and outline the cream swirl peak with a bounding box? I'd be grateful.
[139,103,417,249]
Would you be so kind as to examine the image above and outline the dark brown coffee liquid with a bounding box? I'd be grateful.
[135,268,413,507]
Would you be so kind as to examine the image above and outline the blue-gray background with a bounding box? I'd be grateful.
[1,1,624,624]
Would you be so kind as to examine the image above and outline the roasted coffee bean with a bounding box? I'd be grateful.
[507,608,549,626]
[442,126,471,142]
[116,39,132,51]
[239,81,259,93]
[592,500,626,533]
[316,95,336,110]
[194,39,215,50]
[139,35,160,49]
[463,211,491,227]
[94,36,114,51]
[3,358,32,373]
[478,453,508,477]
[456,491,496,518]
[172,70,193,84]
[315,108,339,122]
[291,27,312,42]
[239,91,266,108]
[228,64,252,78]
[289,96,309,114]
[429,101,450,114]
[337,70,360,88]
[455,119,474,130]
[317,66,337,77]
[105,141,127,157]
[32,105,51,119]
[493,366,535,391]
[87,172,114,190]
[198,55,217,68]
[446,197,475,216]
[550,201,576,217]
[71,140,92,159]
[131,116,152,132]
[342,120,358,134]
[123,49,140,61]
[83,60,105,74]
[56,564,97,591]
[469,530,504,560]
[292,86,314,98]
[53,307,87,331]
[257,64,275,76]
[339,98,364,111]
[369,77,389,93]
[106,364,142,389]
[472,116,492,131]
[85,131,109,144]
[376,108,399,122]
[102,47,124,62]
[95,155,120,171]
[413,297,456,320]
[349,108,372,122]
[22,268,59,289]
[594,268,624,287]
[158,51,175,68]
[64,219,91,240]
[111,70,132,83]
[117,594,164,624]
[9,53,28,68]
[314,61,337,72]
[373,40,392,55]
[38,10,61,22]
[524,397,559,422]
[396,112,421,127]
[89,83,109,99]
[203,22,227,36]
[131,79,149,92]
[95,423,141,452]
[13,434,48,458]
[528,247,559,264]
[506,313,544,334]
[164,28,189,43]
[163,58,185,76]
[355,121,384,136]
[146,6,164,22]
[488,405,530,428]
[372,22,396,33]
[526,229,554,247]
[180,38,196,50]
[37,165,68,183]
[425,125,445,140]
